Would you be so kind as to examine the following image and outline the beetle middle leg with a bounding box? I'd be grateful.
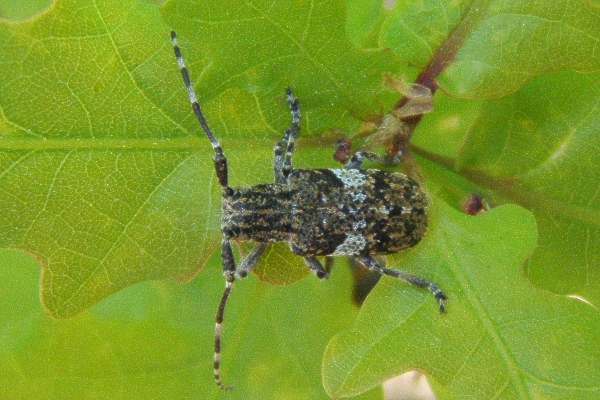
[357,256,447,313]
[235,243,269,279]
[274,88,301,183]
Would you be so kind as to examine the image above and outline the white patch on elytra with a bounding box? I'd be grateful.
[353,220,367,230]
[331,168,366,188]
[332,233,366,256]
[331,168,367,204]
[354,192,367,202]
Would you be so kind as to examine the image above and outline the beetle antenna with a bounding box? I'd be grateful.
[170,30,229,190]
[214,280,234,390]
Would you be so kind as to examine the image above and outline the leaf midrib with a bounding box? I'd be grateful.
[413,146,600,227]
[0,137,203,150]
[0,135,347,151]
[441,217,531,400]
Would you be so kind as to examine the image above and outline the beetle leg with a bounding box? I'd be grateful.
[345,151,381,170]
[304,256,330,279]
[342,147,404,170]
[357,256,447,313]
[235,243,269,279]
[274,88,301,183]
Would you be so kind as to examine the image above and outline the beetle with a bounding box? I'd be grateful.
[170,31,447,390]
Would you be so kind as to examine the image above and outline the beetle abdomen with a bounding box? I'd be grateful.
[288,169,427,256]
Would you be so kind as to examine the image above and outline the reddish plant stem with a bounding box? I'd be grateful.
[391,1,485,154]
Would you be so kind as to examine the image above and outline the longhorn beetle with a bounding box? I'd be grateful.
[170,31,447,390]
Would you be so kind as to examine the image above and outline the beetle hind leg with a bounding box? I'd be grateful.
[358,256,447,313]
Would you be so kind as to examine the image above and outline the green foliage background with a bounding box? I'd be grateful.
[0,0,598,399]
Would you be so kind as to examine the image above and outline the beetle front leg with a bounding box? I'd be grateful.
[344,151,380,169]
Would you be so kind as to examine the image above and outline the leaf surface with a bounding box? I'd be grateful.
[0,0,402,317]
[323,203,600,399]
[1,0,599,399]
[0,249,382,400]
[413,70,600,306]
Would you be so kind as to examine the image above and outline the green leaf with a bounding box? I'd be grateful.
[323,202,600,398]
[1,0,599,398]
[162,0,406,133]
[438,0,600,98]
[0,248,382,400]
[0,0,403,317]
[457,71,600,305]
[414,70,600,308]
[362,0,600,98]
[344,0,600,318]
[377,0,471,68]
[0,0,51,21]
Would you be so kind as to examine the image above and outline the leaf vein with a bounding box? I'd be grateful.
[57,152,194,308]
[442,224,532,399]
[90,0,191,137]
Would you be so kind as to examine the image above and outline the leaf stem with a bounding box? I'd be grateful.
[412,145,600,226]
[396,0,488,143]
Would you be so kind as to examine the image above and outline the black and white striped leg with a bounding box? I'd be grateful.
[235,243,269,279]
[345,151,380,169]
[274,88,301,183]
[304,256,330,279]
[171,31,230,191]
[357,256,447,313]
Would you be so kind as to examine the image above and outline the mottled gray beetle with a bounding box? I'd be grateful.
[170,31,447,390]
